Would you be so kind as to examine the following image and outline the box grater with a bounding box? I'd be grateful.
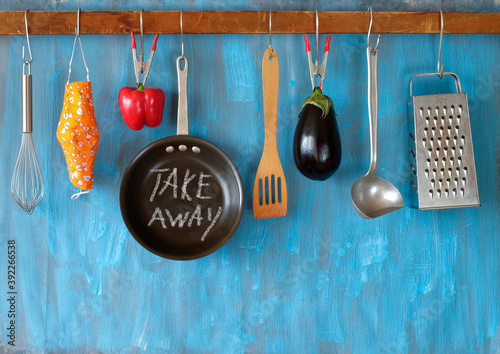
[407,72,480,210]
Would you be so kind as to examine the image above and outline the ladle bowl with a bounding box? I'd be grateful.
[351,173,404,219]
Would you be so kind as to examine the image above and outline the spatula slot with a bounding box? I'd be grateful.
[265,176,269,205]
[277,177,282,203]
[271,174,276,204]
[257,175,285,207]
[258,178,263,206]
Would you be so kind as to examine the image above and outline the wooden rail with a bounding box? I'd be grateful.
[0,11,499,35]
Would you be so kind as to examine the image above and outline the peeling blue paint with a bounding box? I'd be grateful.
[222,35,258,103]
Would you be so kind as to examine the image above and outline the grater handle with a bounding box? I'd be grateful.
[409,72,462,97]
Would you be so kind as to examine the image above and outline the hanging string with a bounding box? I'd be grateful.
[71,189,91,200]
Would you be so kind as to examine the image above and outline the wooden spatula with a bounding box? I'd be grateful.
[253,47,287,219]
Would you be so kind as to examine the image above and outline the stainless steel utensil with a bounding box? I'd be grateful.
[351,45,404,219]
[11,12,44,214]
[407,72,480,209]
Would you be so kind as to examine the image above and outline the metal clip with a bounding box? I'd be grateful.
[131,9,159,87]
[304,9,331,90]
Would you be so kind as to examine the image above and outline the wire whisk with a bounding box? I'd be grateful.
[11,130,44,214]
[11,10,44,214]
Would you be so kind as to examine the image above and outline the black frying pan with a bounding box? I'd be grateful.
[120,56,244,260]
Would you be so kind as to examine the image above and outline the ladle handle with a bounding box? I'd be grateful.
[367,46,378,174]
[176,55,189,136]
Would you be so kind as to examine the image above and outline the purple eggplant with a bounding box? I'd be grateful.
[293,87,341,181]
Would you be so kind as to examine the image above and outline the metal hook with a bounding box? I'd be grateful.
[269,10,273,57]
[67,7,89,84]
[75,8,80,37]
[180,10,184,57]
[367,6,380,53]
[437,10,445,79]
[315,9,319,66]
[140,8,144,73]
[23,9,33,64]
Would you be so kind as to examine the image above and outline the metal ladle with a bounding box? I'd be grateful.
[350,43,403,219]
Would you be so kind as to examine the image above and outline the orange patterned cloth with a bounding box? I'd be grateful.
[57,81,99,191]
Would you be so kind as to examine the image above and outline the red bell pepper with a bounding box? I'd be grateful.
[118,83,165,131]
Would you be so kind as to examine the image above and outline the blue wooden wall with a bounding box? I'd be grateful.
[1,0,499,353]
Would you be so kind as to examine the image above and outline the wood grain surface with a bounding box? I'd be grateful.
[1,11,500,35]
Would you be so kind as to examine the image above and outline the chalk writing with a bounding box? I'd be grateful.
[148,168,222,241]
[161,169,178,198]
[196,172,213,199]
[149,173,162,202]
[181,169,196,201]
[148,208,166,228]
[201,206,223,242]
[187,204,202,227]
[149,168,214,202]
[166,209,190,228]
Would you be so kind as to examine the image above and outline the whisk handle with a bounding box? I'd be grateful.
[22,73,32,133]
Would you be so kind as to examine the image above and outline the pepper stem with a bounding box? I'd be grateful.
[137,83,144,92]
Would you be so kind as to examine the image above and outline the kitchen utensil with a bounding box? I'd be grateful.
[120,54,244,260]
[131,30,159,88]
[407,72,480,209]
[253,47,287,219]
[304,34,331,90]
[351,45,404,219]
[11,11,44,214]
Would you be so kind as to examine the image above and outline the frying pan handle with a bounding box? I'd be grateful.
[409,72,462,97]
[177,55,189,135]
